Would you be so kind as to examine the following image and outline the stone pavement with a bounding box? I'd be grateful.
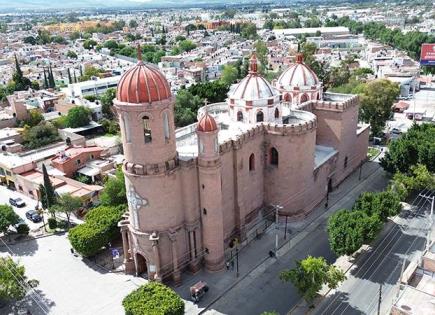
[172,161,387,315]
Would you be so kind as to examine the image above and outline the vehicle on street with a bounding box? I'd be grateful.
[190,281,209,303]
[9,197,26,207]
[25,210,42,223]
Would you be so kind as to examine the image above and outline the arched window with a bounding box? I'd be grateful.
[142,116,152,143]
[249,153,255,171]
[256,111,264,122]
[274,108,279,119]
[300,94,309,103]
[270,147,278,166]
[237,111,243,122]
[123,112,131,143]
[163,112,170,141]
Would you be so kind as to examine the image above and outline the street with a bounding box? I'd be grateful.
[313,192,433,315]
[195,162,390,315]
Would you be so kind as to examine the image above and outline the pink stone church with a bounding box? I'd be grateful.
[115,53,369,283]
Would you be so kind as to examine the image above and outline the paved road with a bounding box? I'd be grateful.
[203,164,390,315]
[0,185,42,231]
[313,193,433,315]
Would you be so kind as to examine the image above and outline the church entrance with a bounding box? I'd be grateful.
[135,253,147,278]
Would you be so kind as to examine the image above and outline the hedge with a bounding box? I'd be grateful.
[68,205,125,257]
[122,282,184,315]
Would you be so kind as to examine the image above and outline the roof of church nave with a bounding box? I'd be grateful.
[276,53,320,89]
[116,46,171,104]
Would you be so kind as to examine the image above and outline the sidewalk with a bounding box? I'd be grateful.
[172,161,386,315]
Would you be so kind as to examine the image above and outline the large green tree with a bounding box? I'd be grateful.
[359,79,400,136]
[0,257,38,302]
[99,88,116,119]
[174,89,203,127]
[0,205,20,235]
[52,194,82,227]
[22,122,60,149]
[65,106,91,128]
[40,163,57,210]
[100,168,127,207]
[280,256,346,304]
[327,209,382,256]
[220,64,239,86]
[381,123,435,174]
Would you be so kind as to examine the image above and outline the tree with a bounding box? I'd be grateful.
[100,168,127,206]
[240,23,257,39]
[122,282,184,315]
[40,163,57,210]
[99,88,116,118]
[65,106,91,128]
[178,39,196,52]
[353,191,402,222]
[280,256,346,304]
[23,36,37,45]
[12,55,31,91]
[380,123,435,174]
[24,109,43,127]
[68,205,125,256]
[31,80,40,90]
[83,39,97,50]
[52,194,82,227]
[174,89,203,127]
[327,209,382,256]
[359,79,400,136]
[22,122,60,149]
[67,50,78,59]
[255,40,268,74]
[0,205,20,235]
[0,257,38,302]
[129,20,138,29]
[221,64,239,86]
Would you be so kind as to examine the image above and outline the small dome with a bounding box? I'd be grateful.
[228,54,278,102]
[277,54,320,89]
[117,49,171,104]
[197,112,218,132]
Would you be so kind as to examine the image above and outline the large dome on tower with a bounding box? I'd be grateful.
[228,54,279,106]
[117,54,171,104]
[276,54,320,90]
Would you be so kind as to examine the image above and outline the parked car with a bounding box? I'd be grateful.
[25,210,42,223]
[190,281,209,303]
[9,197,26,208]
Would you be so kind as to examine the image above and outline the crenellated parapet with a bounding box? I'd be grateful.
[218,110,317,153]
[298,94,359,113]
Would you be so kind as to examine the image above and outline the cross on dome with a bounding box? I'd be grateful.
[295,53,304,64]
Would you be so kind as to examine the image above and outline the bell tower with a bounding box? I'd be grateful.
[197,112,225,271]
[114,47,184,284]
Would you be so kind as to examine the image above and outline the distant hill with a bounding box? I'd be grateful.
[0,0,260,10]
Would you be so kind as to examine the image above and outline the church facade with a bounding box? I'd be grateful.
[115,53,369,283]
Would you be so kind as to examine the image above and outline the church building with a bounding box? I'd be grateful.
[115,52,369,283]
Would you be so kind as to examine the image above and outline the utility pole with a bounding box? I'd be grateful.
[358,160,363,180]
[427,196,434,252]
[377,283,382,315]
[284,215,288,240]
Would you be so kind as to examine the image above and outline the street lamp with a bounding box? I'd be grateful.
[273,204,283,255]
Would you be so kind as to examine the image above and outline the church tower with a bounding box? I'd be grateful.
[115,48,184,284]
[196,113,226,271]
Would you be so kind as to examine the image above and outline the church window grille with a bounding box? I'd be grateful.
[249,153,255,171]
[142,116,152,143]
[270,147,279,166]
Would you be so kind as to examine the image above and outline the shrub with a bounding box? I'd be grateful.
[48,217,57,229]
[122,282,184,315]
[68,205,125,257]
[353,191,402,222]
[16,223,29,235]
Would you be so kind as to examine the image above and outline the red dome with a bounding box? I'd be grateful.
[197,113,218,132]
[117,61,171,104]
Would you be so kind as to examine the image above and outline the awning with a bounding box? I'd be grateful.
[77,166,100,177]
